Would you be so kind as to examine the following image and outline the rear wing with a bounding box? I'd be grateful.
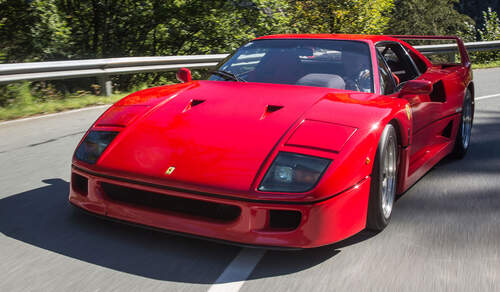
[388,35,471,68]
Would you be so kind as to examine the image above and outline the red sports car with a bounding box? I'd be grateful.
[70,34,474,248]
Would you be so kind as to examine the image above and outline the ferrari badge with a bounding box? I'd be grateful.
[165,166,176,175]
[405,104,411,120]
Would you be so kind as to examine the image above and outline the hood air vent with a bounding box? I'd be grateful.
[260,104,284,120]
[183,99,206,113]
[266,105,283,113]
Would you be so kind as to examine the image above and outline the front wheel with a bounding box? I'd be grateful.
[366,124,398,231]
[453,89,473,158]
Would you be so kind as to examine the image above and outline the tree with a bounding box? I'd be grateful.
[479,7,500,41]
[157,0,290,55]
[457,0,499,28]
[0,0,39,62]
[287,0,394,34]
[464,7,500,63]
[31,0,73,60]
[386,0,474,36]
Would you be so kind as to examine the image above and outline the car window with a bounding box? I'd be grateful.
[377,51,396,95]
[209,39,374,93]
[404,46,428,73]
[217,47,266,78]
[376,42,420,83]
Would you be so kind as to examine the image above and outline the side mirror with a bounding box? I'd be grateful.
[176,68,192,83]
[399,80,433,96]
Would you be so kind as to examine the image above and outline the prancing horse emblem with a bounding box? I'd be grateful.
[165,166,175,175]
[405,104,412,120]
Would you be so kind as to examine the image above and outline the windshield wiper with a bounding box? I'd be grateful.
[210,70,246,82]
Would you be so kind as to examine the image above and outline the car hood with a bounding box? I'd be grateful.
[96,81,361,191]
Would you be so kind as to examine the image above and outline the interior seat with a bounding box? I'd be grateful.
[296,73,346,89]
[247,50,304,85]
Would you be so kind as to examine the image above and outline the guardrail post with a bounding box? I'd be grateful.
[98,75,112,96]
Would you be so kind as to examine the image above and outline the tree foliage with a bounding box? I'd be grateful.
[1,0,395,64]
[1,0,292,62]
[386,0,474,36]
[0,0,39,62]
[460,7,500,63]
[457,0,499,28]
[479,7,500,41]
[288,0,393,34]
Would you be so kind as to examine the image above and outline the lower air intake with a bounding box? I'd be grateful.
[72,173,88,196]
[269,210,302,230]
[101,182,241,222]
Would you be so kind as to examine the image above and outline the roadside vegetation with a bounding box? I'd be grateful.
[472,60,500,69]
[0,93,127,121]
[0,0,498,121]
[0,82,128,121]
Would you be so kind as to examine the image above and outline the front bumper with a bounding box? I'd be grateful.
[69,166,371,248]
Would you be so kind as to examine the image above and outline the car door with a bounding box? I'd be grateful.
[376,42,443,173]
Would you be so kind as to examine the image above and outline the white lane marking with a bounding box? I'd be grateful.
[0,104,110,126]
[476,93,500,101]
[208,248,266,292]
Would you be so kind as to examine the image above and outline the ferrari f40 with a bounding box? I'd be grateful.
[70,35,474,248]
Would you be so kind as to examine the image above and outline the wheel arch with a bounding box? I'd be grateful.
[386,116,410,195]
[388,119,403,147]
[467,81,475,120]
[386,113,409,148]
[467,81,475,100]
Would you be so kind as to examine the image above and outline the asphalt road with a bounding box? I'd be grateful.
[1,68,499,291]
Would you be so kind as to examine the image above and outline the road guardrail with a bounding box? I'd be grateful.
[0,40,499,95]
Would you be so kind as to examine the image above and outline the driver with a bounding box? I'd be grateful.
[342,50,372,92]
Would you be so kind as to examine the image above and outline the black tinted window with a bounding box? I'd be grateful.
[377,52,396,95]
[406,47,428,73]
[210,39,374,93]
[377,43,419,83]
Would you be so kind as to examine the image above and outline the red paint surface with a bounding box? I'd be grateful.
[286,120,357,153]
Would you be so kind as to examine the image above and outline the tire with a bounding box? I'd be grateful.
[452,89,473,158]
[367,124,398,231]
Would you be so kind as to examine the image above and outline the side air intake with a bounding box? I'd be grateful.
[441,120,453,138]
[430,81,446,102]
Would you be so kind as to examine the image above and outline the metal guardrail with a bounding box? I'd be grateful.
[0,40,499,95]
[0,55,228,95]
[414,40,500,54]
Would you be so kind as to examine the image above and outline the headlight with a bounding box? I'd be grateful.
[74,131,119,164]
[258,152,331,193]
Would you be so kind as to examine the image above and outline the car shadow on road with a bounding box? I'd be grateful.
[246,230,376,280]
[0,179,373,283]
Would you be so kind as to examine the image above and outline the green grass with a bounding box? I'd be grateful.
[472,59,500,69]
[0,92,128,121]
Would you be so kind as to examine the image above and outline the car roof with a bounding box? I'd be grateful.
[254,34,402,43]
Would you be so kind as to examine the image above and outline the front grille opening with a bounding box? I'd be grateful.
[100,182,241,222]
[269,210,302,230]
[72,173,88,196]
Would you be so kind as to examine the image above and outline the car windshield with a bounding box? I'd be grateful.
[209,39,374,93]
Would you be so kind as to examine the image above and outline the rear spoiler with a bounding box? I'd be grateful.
[388,35,471,68]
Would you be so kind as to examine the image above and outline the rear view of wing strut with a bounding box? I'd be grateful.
[388,35,471,68]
